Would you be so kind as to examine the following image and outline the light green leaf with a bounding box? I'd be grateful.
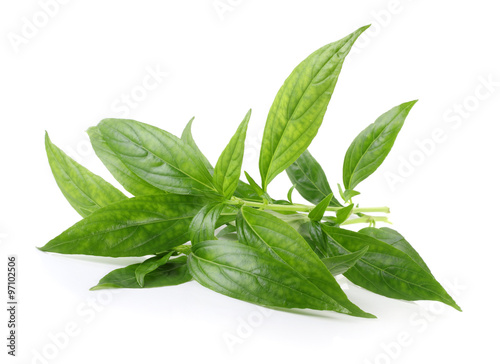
[244,171,271,201]
[308,193,333,221]
[39,194,207,257]
[287,185,295,203]
[91,256,191,290]
[213,110,251,198]
[45,132,127,217]
[322,246,368,276]
[135,251,174,287]
[335,204,354,224]
[87,127,164,196]
[181,117,214,173]
[286,150,342,207]
[343,101,417,190]
[259,26,369,190]
[98,119,218,196]
[236,207,374,318]
[321,225,461,311]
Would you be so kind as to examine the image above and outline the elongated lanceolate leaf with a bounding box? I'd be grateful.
[87,127,164,196]
[40,194,207,257]
[236,207,374,317]
[358,227,431,274]
[135,251,174,287]
[181,117,214,173]
[189,239,371,316]
[98,119,218,196]
[189,202,225,244]
[321,225,461,311]
[308,193,333,221]
[259,26,369,190]
[286,150,342,207]
[343,101,417,190]
[45,132,127,217]
[322,246,368,276]
[91,256,191,290]
[213,110,251,198]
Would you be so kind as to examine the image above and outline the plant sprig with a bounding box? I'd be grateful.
[40,25,461,317]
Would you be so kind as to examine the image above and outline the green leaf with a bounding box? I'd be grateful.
[87,127,164,196]
[135,251,174,287]
[213,110,251,198]
[321,225,461,311]
[343,100,417,190]
[236,207,374,318]
[358,227,431,274]
[189,202,225,244]
[39,194,208,257]
[335,204,354,224]
[322,246,368,276]
[287,185,295,203]
[181,117,214,173]
[98,118,218,196]
[259,26,369,190]
[244,171,271,202]
[188,239,372,316]
[45,132,127,217]
[90,256,191,290]
[286,150,342,207]
[216,224,237,238]
[308,193,333,221]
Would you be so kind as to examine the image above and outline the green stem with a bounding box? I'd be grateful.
[341,216,391,226]
[226,197,390,214]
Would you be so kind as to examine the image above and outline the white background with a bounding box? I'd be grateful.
[1,1,499,363]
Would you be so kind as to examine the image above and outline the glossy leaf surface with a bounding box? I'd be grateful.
[343,101,417,190]
[45,132,127,217]
[213,110,251,198]
[87,127,164,196]
[236,207,374,317]
[321,225,461,310]
[259,26,369,189]
[91,256,191,290]
[40,195,207,257]
[98,118,217,196]
[286,150,342,207]
[189,239,371,316]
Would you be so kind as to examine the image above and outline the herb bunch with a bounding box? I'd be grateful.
[40,25,461,318]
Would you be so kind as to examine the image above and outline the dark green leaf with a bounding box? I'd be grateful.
[216,224,237,238]
[135,251,174,287]
[358,227,431,274]
[321,225,461,311]
[213,110,251,198]
[40,194,207,257]
[343,101,417,190]
[236,207,374,318]
[286,150,342,207]
[233,180,261,201]
[181,117,214,173]
[189,202,225,244]
[45,132,127,217]
[98,118,218,196]
[188,239,372,316]
[308,193,333,221]
[90,256,191,290]
[322,246,368,276]
[87,127,164,196]
[259,26,369,190]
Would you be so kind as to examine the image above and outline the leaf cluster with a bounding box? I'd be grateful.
[40,26,460,317]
